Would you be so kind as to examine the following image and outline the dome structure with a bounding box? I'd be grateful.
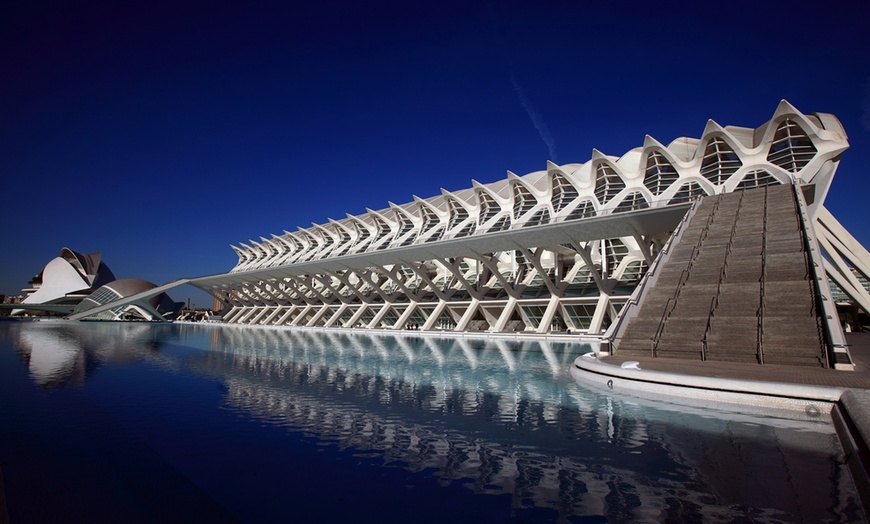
[19,248,116,311]
[72,278,184,321]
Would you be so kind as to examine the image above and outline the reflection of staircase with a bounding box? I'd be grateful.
[617,185,827,367]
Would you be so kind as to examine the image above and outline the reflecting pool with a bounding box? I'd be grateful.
[0,321,864,522]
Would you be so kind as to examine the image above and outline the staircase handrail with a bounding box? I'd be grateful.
[702,295,716,361]
[604,198,702,354]
[652,297,673,357]
[651,193,723,355]
[703,191,744,361]
[792,183,843,368]
[758,186,768,364]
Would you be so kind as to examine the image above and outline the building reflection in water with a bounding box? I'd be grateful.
[193,325,859,522]
[11,321,175,388]
[5,322,862,521]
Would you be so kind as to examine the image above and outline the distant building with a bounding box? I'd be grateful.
[12,249,182,321]
[0,294,23,316]
[13,248,116,315]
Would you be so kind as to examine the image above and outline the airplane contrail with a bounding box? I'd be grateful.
[510,72,558,163]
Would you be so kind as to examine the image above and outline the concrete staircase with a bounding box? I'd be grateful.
[616,184,827,367]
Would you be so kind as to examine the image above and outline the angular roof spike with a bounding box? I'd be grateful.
[774,99,801,117]
[546,160,560,171]
[590,149,607,161]
[701,119,726,136]
[642,135,665,149]
[506,170,519,180]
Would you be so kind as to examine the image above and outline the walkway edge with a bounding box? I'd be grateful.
[571,354,844,410]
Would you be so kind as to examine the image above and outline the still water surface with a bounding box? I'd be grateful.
[0,321,863,522]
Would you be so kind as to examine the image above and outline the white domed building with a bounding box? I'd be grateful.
[13,248,183,321]
[17,248,117,314]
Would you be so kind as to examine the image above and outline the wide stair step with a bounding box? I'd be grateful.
[615,184,829,368]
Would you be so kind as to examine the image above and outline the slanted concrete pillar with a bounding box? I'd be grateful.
[535,295,562,334]
[290,305,312,326]
[276,306,297,326]
[588,294,611,335]
[423,301,447,331]
[395,301,419,330]
[492,297,518,332]
[455,299,480,331]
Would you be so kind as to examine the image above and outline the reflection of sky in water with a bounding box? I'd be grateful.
[0,322,864,523]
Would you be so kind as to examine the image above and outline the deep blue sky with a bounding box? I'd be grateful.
[2,0,869,306]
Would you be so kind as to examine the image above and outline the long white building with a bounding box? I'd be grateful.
[183,101,867,337]
[65,101,869,346]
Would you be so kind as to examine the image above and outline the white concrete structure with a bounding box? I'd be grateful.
[72,278,183,321]
[185,101,865,336]
[67,102,869,339]
[16,248,116,314]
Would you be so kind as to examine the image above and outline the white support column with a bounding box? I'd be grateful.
[455,299,480,331]
[404,262,450,301]
[817,207,870,278]
[819,242,870,313]
[479,304,501,331]
[222,306,244,323]
[475,252,520,299]
[369,304,391,328]
[346,305,369,328]
[493,297,518,332]
[262,306,284,325]
[422,301,447,331]
[276,306,297,325]
[633,233,654,265]
[290,305,313,326]
[395,301,419,330]
[306,305,331,327]
[436,257,485,301]
[324,304,349,327]
[535,295,561,334]
[574,242,608,291]
[249,307,271,325]
[517,247,559,297]
[236,307,260,324]
[815,210,870,312]
[588,294,611,335]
